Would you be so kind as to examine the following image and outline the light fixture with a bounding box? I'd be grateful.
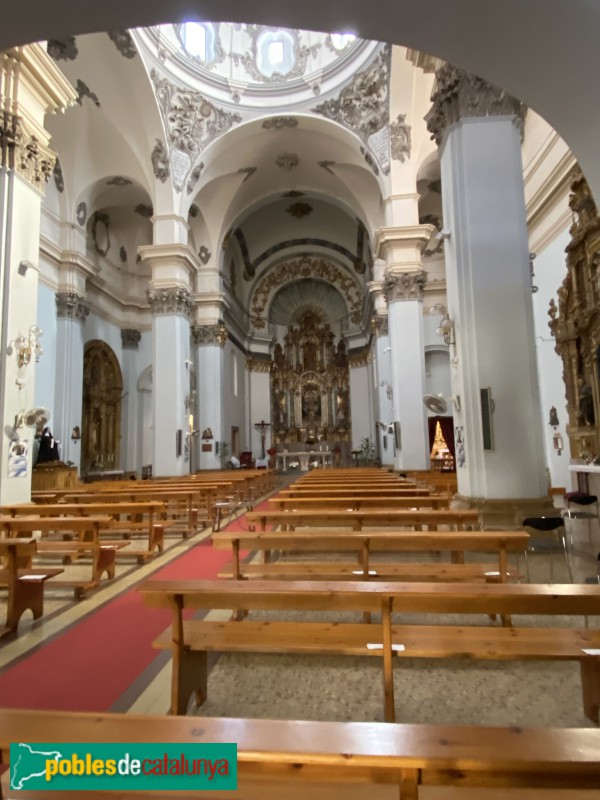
[7,325,44,369]
[429,304,455,345]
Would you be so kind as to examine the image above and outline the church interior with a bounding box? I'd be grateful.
[1,3,600,798]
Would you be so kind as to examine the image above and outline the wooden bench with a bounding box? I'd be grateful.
[0,538,63,637]
[139,579,600,721]
[213,529,528,583]
[31,540,130,598]
[269,496,450,511]
[245,508,480,531]
[279,486,427,497]
[1,501,167,562]
[2,709,599,800]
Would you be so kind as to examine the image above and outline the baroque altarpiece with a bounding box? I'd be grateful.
[270,311,351,445]
[550,170,600,458]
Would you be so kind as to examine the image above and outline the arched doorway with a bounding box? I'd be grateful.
[81,341,123,475]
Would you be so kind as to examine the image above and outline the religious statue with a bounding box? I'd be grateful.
[578,379,595,426]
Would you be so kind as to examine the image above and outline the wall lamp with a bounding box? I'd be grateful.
[429,304,455,346]
[7,325,44,370]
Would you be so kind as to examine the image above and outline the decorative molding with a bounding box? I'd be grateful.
[106,175,132,186]
[390,113,411,163]
[147,286,194,317]
[348,348,371,368]
[426,63,526,146]
[134,203,153,218]
[91,211,110,257]
[262,116,299,130]
[286,202,313,219]
[283,190,304,198]
[238,166,257,182]
[151,139,170,183]
[250,255,363,329]
[119,246,127,263]
[0,110,57,189]
[231,27,320,84]
[53,158,64,192]
[121,328,141,349]
[150,69,242,181]
[246,357,271,373]
[56,291,90,323]
[186,162,204,194]
[198,245,211,264]
[76,202,87,226]
[312,47,390,157]
[75,79,100,107]
[360,146,379,176]
[371,314,389,337]
[191,322,228,347]
[47,38,78,61]
[189,204,199,218]
[382,270,427,303]
[275,152,299,171]
[107,30,137,59]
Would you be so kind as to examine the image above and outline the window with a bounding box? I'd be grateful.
[268,41,284,65]
[256,30,296,77]
[330,33,356,50]
[179,22,216,62]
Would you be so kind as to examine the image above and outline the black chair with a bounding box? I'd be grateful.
[563,491,599,550]
[522,516,572,582]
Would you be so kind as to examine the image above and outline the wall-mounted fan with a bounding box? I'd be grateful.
[423,394,461,414]
[23,407,51,432]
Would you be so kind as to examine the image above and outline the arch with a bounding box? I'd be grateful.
[81,340,123,475]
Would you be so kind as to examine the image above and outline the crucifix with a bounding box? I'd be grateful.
[254,419,271,459]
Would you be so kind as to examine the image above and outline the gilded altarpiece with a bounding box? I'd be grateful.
[271,311,351,445]
[550,170,600,458]
[81,341,123,474]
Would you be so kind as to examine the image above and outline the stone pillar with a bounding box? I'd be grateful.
[120,328,141,474]
[372,314,394,465]
[53,292,89,471]
[246,357,271,458]
[147,287,193,477]
[0,46,76,502]
[382,271,430,469]
[193,323,227,469]
[426,64,549,522]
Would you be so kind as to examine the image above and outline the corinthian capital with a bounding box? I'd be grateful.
[425,63,525,146]
[147,286,194,317]
[382,271,427,304]
[55,291,90,322]
[1,114,57,188]
[191,322,228,347]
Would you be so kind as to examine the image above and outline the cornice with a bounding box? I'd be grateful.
[8,43,78,115]
[373,224,434,258]
[137,242,200,277]
[526,150,577,231]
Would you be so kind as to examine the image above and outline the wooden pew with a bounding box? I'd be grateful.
[245,508,480,532]
[269,496,450,511]
[139,579,600,721]
[279,487,426,497]
[0,516,119,599]
[0,501,167,562]
[2,709,599,800]
[0,538,63,637]
[213,529,528,584]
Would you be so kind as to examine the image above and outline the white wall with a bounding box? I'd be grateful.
[532,227,572,489]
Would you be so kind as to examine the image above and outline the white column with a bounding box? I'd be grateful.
[148,289,192,477]
[427,65,547,501]
[120,328,141,473]
[0,46,76,503]
[193,323,227,469]
[383,272,430,469]
[249,367,271,458]
[372,315,395,465]
[53,293,89,470]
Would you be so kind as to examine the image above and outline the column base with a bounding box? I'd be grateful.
[452,494,558,529]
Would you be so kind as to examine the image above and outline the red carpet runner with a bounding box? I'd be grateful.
[0,501,266,711]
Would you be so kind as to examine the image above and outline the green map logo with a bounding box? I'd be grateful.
[10,742,237,791]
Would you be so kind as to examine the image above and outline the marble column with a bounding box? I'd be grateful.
[192,322,227,469]
[382,271,430,469]
[147,287,193,477]
[120,328,141,473]
[426,64,548,518]
[0,46,76,502]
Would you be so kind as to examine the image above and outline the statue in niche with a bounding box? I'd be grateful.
[273,343,285,370]
[578,379,595,426]
[302,387,321,423]
[334,340,348,368]
[303,341,317,372]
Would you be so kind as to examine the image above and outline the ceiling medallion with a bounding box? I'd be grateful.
[262,117,299,130]
[76,202,87,226]
[75,80,100,108]
[151,140,170,183]
[360,146,379,176]
[134,203,153,218]
[275,152,299,171]
[189,204,199,218]
[198,245,211,264]
[47,37,78,61]
[107,30,137,59]
[186,162,204,194]
[283,190,304,197]
[106,176,132,186]
[53,159,64,193]
[390,113,412,163]
[286,202,313,219]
